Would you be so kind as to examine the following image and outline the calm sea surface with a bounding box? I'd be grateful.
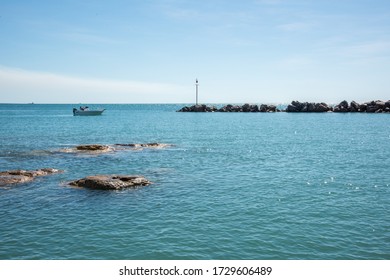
[0,104,389,259]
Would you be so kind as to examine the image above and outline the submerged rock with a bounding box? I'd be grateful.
[69,175,151,190]
[114,143,172,149]
[76,144,112,152]
[60,144,114,154]
[0,168,63,186]
[61,143,172,154]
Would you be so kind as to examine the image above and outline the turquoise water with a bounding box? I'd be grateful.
[0,104,389,259]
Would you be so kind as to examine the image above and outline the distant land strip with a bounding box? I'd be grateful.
[178,100,390,113]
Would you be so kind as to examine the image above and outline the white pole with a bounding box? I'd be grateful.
[196,78,199,105]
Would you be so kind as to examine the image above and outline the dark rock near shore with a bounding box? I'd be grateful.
[0,168,63,186]
[69,175,151,190]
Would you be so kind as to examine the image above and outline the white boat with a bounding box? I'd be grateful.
[73,107,105,116]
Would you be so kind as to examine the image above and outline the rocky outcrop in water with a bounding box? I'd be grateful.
[76,144,112,151]
[0,168,63,186]
[69,175,151,190]
[60,143,172,154]
[60,144,114,154]
[114,143,172,149]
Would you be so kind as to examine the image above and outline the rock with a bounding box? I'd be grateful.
[0,168,63,186]
[114,143,172,149]
[333,100,349,112]
[76,144,112,152]
[179,103,278,113]
[60,144,113,154]
[286,104,298,112]
[315,103,332,112]
[285,101,332,112]
[0,175,34,186]
[350,101,360,112]
[363,100,385,113]
[177,104,217,112]
[250,104,259,112]
[359,103,367,112]
[267,105,277,112]
[177,106,189,112]
[69,175,151,190]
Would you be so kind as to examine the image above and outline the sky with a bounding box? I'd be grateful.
[0,0,390,103]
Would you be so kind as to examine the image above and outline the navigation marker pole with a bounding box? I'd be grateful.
[195,78,199,105]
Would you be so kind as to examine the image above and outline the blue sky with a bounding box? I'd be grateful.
[0,0,389,103]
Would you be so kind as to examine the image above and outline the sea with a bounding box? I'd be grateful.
[0,103,389,260]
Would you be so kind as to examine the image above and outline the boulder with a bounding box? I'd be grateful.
[286,104,298,112]
[250,104,259,112]
[69,175,151,190]
[365,101,384,113]
[177,106,189,112]
[350,101,360,112]
[286,101,331,112]
[315,103,332,112]
[259,104,268,112]
[359,103,367,112]
[0,168,63,186]
[267,105,277,112]
[242,103,251,112]
[333,100,350,112]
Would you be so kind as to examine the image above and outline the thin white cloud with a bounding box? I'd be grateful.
[277,22,313,32]
[342,41,390,57]
[255,0,282,5]
[0,66,186,103]
[60,30,122,45]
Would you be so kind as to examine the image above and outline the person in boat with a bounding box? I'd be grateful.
[79,106,89,111]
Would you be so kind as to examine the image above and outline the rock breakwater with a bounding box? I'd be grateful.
[178,103,279,113]
[178,100,390,113]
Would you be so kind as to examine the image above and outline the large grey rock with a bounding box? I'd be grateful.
[334,100,350,112]
[286,101,332,112]
[350,101,360,112]
[69,175,151,190]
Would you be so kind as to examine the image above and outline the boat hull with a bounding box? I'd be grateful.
[73,109,105,116]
